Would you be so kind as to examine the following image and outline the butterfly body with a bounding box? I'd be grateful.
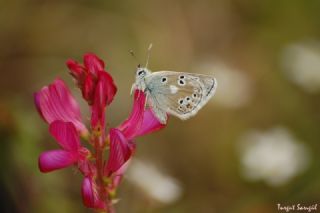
[131,67,217,124]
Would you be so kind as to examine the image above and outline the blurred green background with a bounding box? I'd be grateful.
[1,0,320,212]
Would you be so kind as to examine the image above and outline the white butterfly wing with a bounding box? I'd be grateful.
[144,71,217,123]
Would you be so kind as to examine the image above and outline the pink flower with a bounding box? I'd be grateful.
[108,160,130,191]
[81,176,106,209]
[91,71,116,131]
[39,120,90,173]
[105,90,166,177]
[35,52,168,212]
[34,79,88,135]
[119,90,166,140]
[66,53,117,105]
[105,128,136,176]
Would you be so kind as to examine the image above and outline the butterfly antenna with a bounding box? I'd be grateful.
[129,50,141,68]
[145,43,153,69]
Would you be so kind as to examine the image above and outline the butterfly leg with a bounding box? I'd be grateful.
[144,92,149,109]
[130,83,136,96]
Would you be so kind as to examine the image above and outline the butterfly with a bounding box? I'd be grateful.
[131,65,217,124]
[130,45,217,124]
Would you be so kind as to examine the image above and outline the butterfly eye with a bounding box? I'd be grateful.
[193,93,197,98]
[178,99,184,105]
[179,75,185,79]
[138,70,145,76]
[186,97,191,101]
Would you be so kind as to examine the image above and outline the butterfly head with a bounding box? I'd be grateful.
[136,66,151,80]
[131,66,151,93]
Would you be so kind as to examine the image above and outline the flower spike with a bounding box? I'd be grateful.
[35,53,167,212]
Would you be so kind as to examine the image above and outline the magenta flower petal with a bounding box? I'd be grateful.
[66,59,86,86]
[49,120,80,151]
[91,71,117,129]
[81,176,106,209]
[39,150,79,173]
[34,91,45,120]
[98,71,117,106]
[109,160,131,190]
[105,128,135,176]
[118,90,146,139]
[83,53,105,76]
[81,177,95,208]
[66,54,116,107]
[34,79,87,134]
[82,74,95,104]
[66,59,86,76]
[91,76,107,130]
[134,109,166,138]
[78,154,92,176]
[118,90,166,139]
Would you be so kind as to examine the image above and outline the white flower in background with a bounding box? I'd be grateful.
[195,61,252,109]
[238,127,310,186]
[126,160,182,204]
[282,40,320,93]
